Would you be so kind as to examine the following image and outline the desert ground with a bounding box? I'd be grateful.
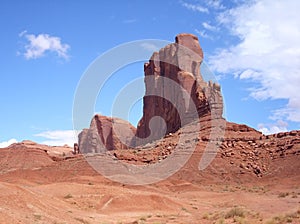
[0,127,299,224]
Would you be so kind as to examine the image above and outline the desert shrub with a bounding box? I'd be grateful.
[264,210,300,224]
[278,192,289,198]
[64,193,73,199]
[202,213,209,219]
[215,218,225,224]
[225,207,245,219]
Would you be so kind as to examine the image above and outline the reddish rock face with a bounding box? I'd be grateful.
[79,33,223,150]
[78,115,136,153]
[134,33,223,145]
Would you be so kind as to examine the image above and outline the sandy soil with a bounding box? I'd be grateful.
[0,146,299,224]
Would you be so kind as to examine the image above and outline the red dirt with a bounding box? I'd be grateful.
[0,127,299,224]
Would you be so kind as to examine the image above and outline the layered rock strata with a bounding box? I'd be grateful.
[134,33,223,145]
[79,33,223,151]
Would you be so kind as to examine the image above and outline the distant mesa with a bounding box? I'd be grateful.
[78,33,223,152]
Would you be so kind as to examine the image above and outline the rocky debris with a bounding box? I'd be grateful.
[78,114,136,153]
[218,127,300,177]
[112,130,181,165]
[112,119,300,178]
[135,33,223,145]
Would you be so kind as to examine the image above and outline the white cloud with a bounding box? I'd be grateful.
[271,103,300,123]
[208,0,300,122]
[19,31,70,60]
[0,139,17,148]
[18,30,27,37]
[258,120,288,135]
[140,43,161,52]
[195,29,212,40]
[206,0,225,10]
[180,1,209,13]
[202,22,219,31]
[34,130,77,147]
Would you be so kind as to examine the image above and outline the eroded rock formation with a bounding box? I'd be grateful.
[134,33,223,145]
[78,114,136,153]
[78,33,223,151]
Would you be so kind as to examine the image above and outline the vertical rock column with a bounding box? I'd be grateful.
[135,33,223,146]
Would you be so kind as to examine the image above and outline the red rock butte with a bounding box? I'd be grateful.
[79,33,223,151]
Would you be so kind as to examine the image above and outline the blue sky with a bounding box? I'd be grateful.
[0,0,299,147]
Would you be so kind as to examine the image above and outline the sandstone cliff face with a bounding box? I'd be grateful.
[134,33,223,145]
[79,33,223,151]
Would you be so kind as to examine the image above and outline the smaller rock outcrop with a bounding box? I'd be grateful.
[78,114,136,153]
[0,141,73,173]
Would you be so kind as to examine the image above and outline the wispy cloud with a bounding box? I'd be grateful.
[0,139,17,148]
[19,31,70,60]
[180,1,209,13]
[208,0,300,123]
[258,120,288,135]
[195,29,213,40]
[202,22,219,32]
[34,130,77,147]
[140,43,161,52]
[205,0,225,10]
